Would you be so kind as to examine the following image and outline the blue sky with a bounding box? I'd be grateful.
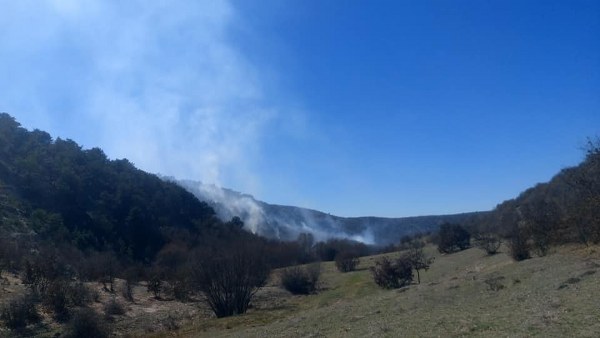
[1,1,598,217]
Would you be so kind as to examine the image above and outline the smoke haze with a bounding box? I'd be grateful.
[175,180,481,245]
[0,0,274,194]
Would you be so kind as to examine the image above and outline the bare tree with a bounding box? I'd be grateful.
[406,241,432,284]
[192,240,271,318]
[371,255,413,289]
[147,275,162,299]
[87,251,120,293]
[296,232,316,263]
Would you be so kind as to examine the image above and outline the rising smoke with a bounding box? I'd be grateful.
[174,179,376,244]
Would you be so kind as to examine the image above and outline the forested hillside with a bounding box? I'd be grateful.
[0,113,375,273]
[475,139,600,258]
[177,179,484,245]
[0,113,234,262]
[0,113,380,336]
[1,112,598,337]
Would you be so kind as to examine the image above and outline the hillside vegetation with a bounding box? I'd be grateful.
[473,138,600,259]
[0,114,382,336]
[0,113,222,261]
[1,112,599,337]
[165,244,600,337]
[177,179,483,245]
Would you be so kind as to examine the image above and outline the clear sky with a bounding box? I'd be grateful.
[1,0,598,217]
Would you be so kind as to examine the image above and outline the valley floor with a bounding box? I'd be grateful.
[2,244,600,337]
[168,244,600,338]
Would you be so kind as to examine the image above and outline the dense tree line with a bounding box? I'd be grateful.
[0,113,219,261]
[470,138,600,260]
[6,111,596,334]
[0,113,388,335]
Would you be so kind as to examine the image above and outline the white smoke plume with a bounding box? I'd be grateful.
[176,179,376,244]
[0,0,272,193]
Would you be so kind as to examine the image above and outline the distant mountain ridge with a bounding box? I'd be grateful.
[175,179,486,245]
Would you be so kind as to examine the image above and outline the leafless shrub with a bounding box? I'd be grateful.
[91,289,101,303]
[86,251,120,293]
[371,255,413,289]
[147,275,162,299]
[475,233,502,255]
[63,308,109,338]
[508,227,530,261]
[39,279,92,320]
[0,293,40,331]
[43,280,71,322]
[437,223,471,253]
[315,239,369,261]
[484,276,505,291]
[557,276,582,290]
[281,263,321,295]
[335,251,360,272]
[163,314,179,331]
[121,279,134,302]
[172,278,192,302]
[68,281,94,306]
[406,240,433,284]
[104,296,126,318]
[192,240,271,318]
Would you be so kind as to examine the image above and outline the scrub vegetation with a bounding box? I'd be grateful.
[1,114,599,336]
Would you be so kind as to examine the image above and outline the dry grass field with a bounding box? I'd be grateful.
[166,244,600,338]
[2,244,599,337]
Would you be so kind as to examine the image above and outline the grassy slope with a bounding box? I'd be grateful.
[170,245,600,338]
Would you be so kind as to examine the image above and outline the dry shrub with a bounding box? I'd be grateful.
[484,276,505,291]
[371,255,413,289]
[437,223,471,253]
[63,308,109,338]
[103,296,126,317]
[68,281,94,306]
[0,293,40,331]
[193,240,271,318]
[508,227,531,261]
[147,275,162,299]
[172,279,192,302]
[121,279,134,302]
[335,251,360,273]
[281,263,321,295]
[475,233,502,255]
[43,280,71,322]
